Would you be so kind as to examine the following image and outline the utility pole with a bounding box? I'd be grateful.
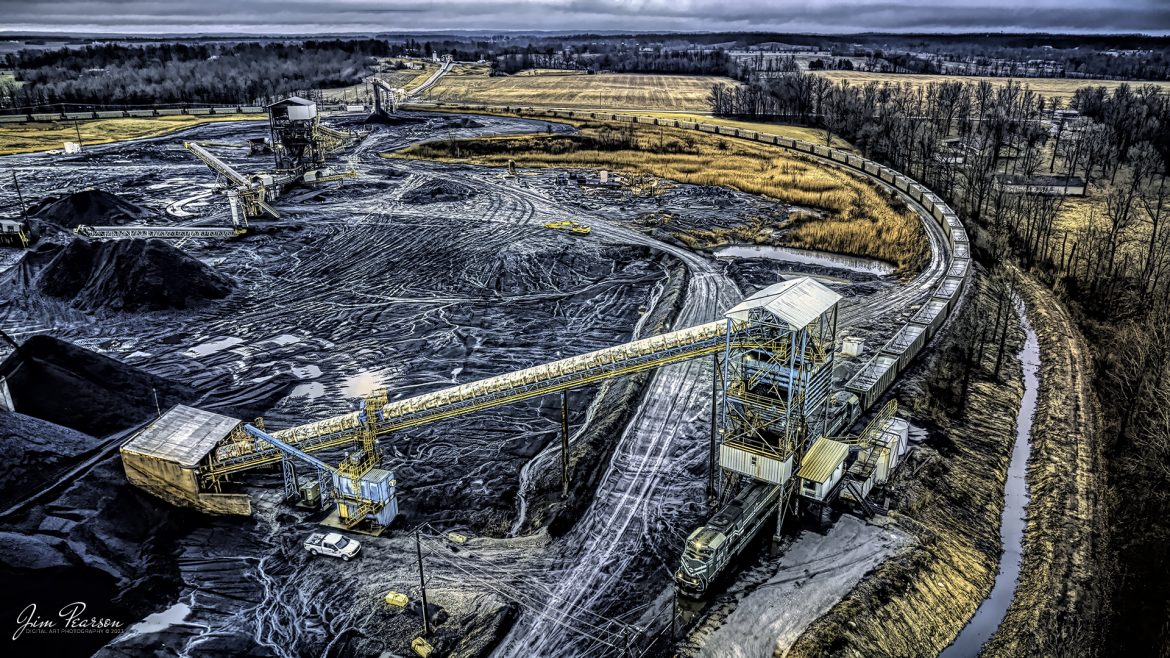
[11,171,26,219]
[415,528,431,636]
[707,353,719,503]
[74,119,83,149]
[560,389,570,498]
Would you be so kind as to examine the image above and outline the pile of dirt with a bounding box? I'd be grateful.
[31,189,155,229]
[0,335,196,436]
[38,238,234,312]
[401,178,477,204]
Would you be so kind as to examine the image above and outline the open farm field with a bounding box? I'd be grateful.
[0,114,262,156]
[422,71,730,112]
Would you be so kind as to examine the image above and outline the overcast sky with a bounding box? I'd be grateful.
[1,0,1167,35]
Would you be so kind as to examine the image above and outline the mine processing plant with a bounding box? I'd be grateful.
[120,277,909,583]
[74,97,360,239]
[370,56,453,119]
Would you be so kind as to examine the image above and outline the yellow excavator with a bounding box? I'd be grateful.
[543,220,592,235]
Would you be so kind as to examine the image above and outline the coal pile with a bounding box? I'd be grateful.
[364,113,427,126]
[38,238,234,312]
[0,335,195,436]
[401,178,477,204]
[443,117,485,129]
[0,430,195,658]
[0,411,95,509]
[31,189,155,229]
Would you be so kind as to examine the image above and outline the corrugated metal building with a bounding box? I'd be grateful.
[121,405,251,515]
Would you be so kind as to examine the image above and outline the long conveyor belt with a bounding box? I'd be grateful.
[201,318,751,480]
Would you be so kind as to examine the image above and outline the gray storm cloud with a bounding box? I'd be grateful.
[0,0,1166,34]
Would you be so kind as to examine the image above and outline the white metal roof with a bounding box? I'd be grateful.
[268,96,315,107]
[725,277,841,330]
[122,404,240,467]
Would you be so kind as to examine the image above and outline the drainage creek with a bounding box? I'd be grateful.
[939,300,1039,657]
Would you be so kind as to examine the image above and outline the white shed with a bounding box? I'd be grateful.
[796,437,849,501]
[841,336,864,357]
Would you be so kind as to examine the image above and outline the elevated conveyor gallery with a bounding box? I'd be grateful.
[120,278,843,514]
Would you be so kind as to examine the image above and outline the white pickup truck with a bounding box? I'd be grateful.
[304,532,361,561]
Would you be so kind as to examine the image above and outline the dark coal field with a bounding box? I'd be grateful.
[0,111,944,657]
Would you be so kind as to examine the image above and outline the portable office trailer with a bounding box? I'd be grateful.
[796,438,849,502]
[719,444,793,486]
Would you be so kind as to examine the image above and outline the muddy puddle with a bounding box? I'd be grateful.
[940,300,1038,657]
[714,244,895,277]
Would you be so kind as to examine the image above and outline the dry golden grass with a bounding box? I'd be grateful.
[1054,194,1107,233]
[421,71,729,112]
[813,70,1170,101]
[391,119,927,274]
[0,114,263,156]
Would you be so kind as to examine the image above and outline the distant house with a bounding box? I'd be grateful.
[936,137,979,164]
[997,174,1086,197]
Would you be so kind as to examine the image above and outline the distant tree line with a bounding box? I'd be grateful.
[713,66,1170,653]
[5,32,1168,112]
[493,47,736,76]
[1,40,392,110]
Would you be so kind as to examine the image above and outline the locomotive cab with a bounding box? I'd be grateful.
[676,527,728,594]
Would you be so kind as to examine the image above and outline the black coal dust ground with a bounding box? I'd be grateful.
[0,112,935,658]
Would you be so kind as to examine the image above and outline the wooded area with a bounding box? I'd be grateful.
[1,41,390,109]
